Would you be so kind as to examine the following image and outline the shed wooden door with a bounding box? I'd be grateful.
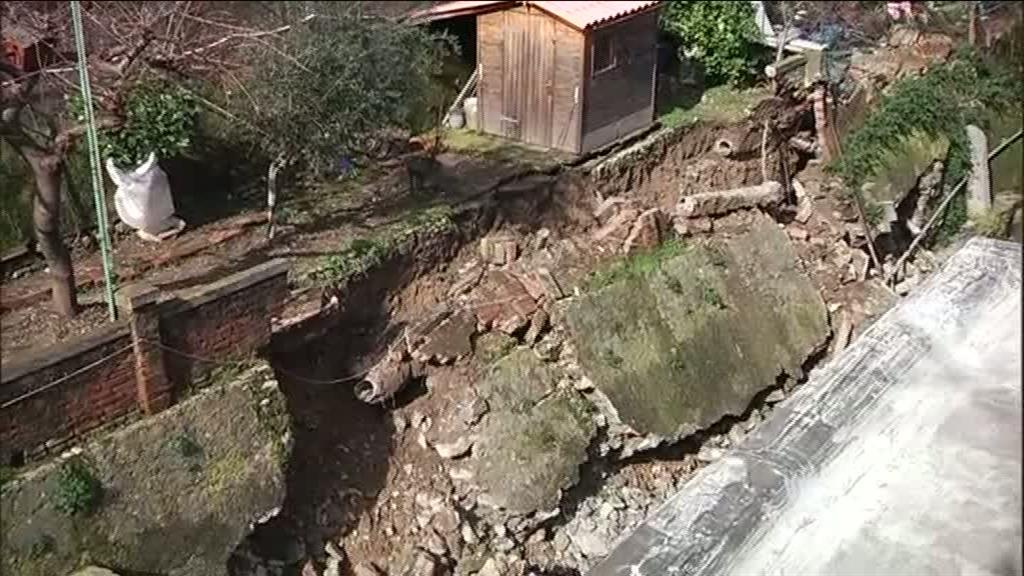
[500,8,556,148]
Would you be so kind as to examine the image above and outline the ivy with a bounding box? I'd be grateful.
[828,49,1021,245]
[71,80,198,169]
[660,1,764,87]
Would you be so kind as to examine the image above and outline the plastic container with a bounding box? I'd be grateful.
[463,97,479,131]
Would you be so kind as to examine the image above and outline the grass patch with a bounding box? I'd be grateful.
[314,205,455,288]
[587,238,688,291]
[443,129,571,168]
[658,85,770,129]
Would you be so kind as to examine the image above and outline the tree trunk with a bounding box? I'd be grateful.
[27,152,78,317]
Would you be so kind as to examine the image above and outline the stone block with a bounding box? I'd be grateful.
[676,182,784,219]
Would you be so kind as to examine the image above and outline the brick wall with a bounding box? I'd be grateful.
[0,259,289,465]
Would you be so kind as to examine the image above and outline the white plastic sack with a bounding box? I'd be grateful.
[105,152,184,240]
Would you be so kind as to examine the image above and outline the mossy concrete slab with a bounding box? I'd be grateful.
[1,362,291,576]
[470,349,596,514]
[567,214,829,440]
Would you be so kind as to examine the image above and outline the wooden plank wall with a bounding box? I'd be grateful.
[581,11,658,153]
[476,8,584,153]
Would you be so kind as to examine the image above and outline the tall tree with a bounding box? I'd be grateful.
[218,2,453,238]
[0,1,308,316]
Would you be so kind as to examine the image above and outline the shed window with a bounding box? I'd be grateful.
[592,33,618,76]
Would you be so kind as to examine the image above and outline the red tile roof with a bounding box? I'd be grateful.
[414,1,660,30]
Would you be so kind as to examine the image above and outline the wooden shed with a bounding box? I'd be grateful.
[418,1,661,155]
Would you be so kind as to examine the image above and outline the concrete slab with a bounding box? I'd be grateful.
[591,237,1022,576]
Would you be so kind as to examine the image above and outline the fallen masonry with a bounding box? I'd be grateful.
[360,209,833,574]
[1,362,291,576]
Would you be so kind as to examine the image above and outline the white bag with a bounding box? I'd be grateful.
[105,152,184,240]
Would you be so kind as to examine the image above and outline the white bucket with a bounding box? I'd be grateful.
[463,97,479,131]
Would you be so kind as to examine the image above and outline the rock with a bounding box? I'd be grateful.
[353,563,386,576]
[787,226,809,241]
[399,549,440,576]
[470,350,597,514]
[324,557,342,576]
[325,540,345,561]
[480,235,520,266]
[532,228,552,250]
[795,197,814,224]
[477,557,505,576]
[425,528,449,558]
[470,270,538,332]
[573,376,595,391]
[696,445,724,463]
[394,413,409,433]
[765,388,786,403]
[593,207,640,249]
[831,312,854,355]
[676,182,783,218]
[461,523,479,545]
[533,333,563,362]
[674,216,713,237]
[523,308,550,347]
[744,409,763,431]
[727,425,746,446]
[301,561,319,576]
[412,308,477,364]
[593,196,632,223]
[567,522,610,559]
[450,260,486,296]
[622,209,664,254]
[435,436,473,459]
[534,267,565,300]
[71,568,121,576]
[565,214,829,441]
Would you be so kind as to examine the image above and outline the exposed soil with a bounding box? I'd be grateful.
[235,120,900,576]
[0,147,560,362]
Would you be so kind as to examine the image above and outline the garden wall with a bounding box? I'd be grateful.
[0,259,289,465]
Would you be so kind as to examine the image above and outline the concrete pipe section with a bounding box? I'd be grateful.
[592,237,1022,576]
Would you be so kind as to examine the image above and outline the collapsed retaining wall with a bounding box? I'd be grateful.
[0,361,292,576]
[0,259,290,465]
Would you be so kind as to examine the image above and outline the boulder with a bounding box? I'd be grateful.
[2,363,291,576]
[566,214,828,441]
[470,350,597,514]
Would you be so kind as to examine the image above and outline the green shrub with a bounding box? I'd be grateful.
[660,1,764,87]
[828,49,1020,247]
[54,458,103,516]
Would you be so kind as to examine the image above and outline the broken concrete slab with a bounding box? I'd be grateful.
[592,237,1021,576]
[566,213,829,441]
[676,182,783,219]
[470,350,596,514]
[1,362,291,576]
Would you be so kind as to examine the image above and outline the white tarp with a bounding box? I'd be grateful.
[105,152,185,241]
